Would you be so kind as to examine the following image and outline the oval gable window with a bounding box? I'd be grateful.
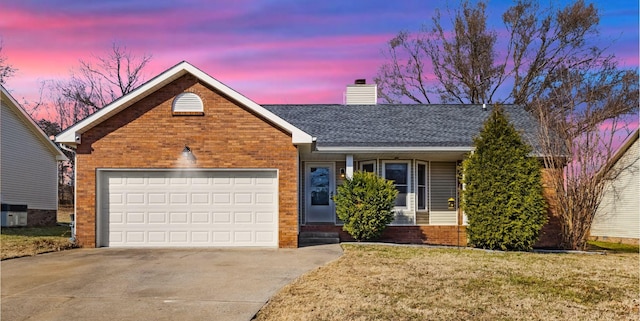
[172,92,204,115]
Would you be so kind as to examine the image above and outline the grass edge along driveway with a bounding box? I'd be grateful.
[1,225,74,260]
[254,244,639,321]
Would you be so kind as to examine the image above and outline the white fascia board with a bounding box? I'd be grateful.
[55,63,188,145]
[56,61,313,145]
[184,64,313,144]
[1,85,68,161]
[314,146,475,153]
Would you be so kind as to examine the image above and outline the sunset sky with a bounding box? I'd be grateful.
[2,0,638,107]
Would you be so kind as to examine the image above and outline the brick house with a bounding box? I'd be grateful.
[56,61,556,248]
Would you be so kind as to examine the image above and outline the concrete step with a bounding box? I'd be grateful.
[299,232,339,238]
[299,237,340,245]
[299,231,341,246]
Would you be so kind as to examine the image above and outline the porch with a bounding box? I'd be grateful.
[298,149,469,246]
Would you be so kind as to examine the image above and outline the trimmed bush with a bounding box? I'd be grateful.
[462,106,547,251]
[334,171,398,241]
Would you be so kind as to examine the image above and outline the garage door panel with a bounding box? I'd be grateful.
[234,193,253,204]
[191,193,210,204]
[101,170,278,247]
[213,193,231,204]
[169,193,188,205]
[191,212,210,224]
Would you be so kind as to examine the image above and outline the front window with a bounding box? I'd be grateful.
[417,163,427,210]
[384,162,409,207]
[360,161,375,173]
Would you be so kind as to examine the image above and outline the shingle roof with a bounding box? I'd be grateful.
[263,104,540,149]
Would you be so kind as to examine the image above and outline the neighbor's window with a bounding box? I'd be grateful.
[172,92,204,114]
[384,162,409,207]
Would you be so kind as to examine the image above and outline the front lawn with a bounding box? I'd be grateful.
[255,244,639,321]
[1,225,74,260]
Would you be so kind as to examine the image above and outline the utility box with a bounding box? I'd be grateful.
[1,204,28,227]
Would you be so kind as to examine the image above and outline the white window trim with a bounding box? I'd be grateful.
[382,160,411,210]
[416,161,428,212]
[359,160,377,173]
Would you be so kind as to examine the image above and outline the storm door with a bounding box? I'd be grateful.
[305,163,335,223]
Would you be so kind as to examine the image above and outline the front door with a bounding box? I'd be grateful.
[305,163,335,223]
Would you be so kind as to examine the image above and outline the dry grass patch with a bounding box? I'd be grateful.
[1,226,74,260]
[255,244,639,321]
[57,205,74,224]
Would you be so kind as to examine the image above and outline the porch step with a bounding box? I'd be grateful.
[299,232,340,246]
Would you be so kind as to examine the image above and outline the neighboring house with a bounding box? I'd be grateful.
[55,61,551,248]
[590,130,639,245]
[1,85,67,226]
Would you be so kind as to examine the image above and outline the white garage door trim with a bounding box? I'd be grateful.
[96,169,279,248]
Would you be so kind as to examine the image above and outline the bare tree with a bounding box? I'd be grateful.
[27,43,152,205]
[427,1,505,104]
[375,0,605,105]
[36,119,74,204]
[0,40,17,85]
[376,0,639,250]
[31,43,152,130]
[503,0,601,105]
[531,57,638,250]
[376,2,503,104]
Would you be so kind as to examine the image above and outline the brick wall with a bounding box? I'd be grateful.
[75,74,299,248]
[301,224,468,246]
[535,168,562,248]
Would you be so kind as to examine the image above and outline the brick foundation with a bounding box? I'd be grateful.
[27,209,57,227]
[301,224,468,246]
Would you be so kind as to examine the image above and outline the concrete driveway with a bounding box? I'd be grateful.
[1,245,342,321]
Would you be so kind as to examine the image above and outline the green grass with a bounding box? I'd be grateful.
[587,240,639,253]
[1,225,75,260]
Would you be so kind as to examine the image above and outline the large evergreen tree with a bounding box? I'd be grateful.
[462,106,546,251]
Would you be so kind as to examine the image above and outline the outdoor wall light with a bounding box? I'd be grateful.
[340,168,345,178]
[182,145,196,163]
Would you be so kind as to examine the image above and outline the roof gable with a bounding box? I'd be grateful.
[1,85,67,161]
[55,61,313,146]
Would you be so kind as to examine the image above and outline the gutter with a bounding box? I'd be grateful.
[313,146,475,153]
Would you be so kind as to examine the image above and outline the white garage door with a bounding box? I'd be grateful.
[99,170,278,247]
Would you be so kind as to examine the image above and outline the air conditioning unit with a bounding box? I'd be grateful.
[1,204,28,227]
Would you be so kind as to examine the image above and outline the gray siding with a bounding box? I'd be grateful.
[592,138,639,239]
[1,100,58,210]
